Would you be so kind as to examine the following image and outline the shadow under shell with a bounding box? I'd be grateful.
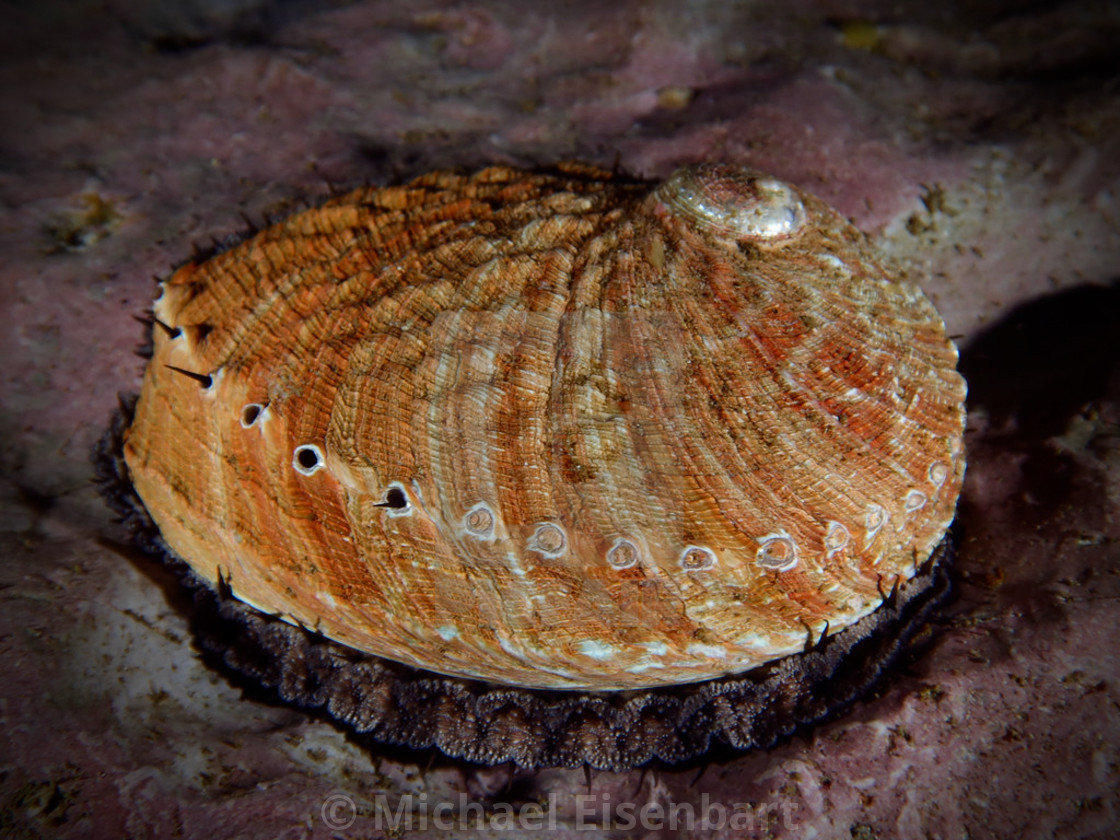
[95,396,951,770]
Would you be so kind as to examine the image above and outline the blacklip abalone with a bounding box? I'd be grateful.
[98,162,966,768]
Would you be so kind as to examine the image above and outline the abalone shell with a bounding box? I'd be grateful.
[121,163,965,695]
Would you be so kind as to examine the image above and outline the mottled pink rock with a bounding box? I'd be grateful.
[2,1,1118,838]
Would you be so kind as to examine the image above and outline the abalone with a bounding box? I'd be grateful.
[103,162,965,766]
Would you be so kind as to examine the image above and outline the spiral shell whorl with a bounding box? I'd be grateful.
[655,163,807,240]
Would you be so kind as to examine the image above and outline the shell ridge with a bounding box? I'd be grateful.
[546,218,690,671]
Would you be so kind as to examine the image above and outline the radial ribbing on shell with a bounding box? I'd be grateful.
[123,163,966,690]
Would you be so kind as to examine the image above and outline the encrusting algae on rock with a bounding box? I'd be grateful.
[99,162,966,768]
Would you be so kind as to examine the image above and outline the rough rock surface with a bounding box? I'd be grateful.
[1,1,1118,838]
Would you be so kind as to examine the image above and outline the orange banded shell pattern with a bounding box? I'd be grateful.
[123,163,966,690]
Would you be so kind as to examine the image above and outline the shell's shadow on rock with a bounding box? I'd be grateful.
[954,279,1120,628]
[957,279,1120,536]
[959,279,1120,442]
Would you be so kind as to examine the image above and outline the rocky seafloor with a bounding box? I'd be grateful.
[1,1,1118,838]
